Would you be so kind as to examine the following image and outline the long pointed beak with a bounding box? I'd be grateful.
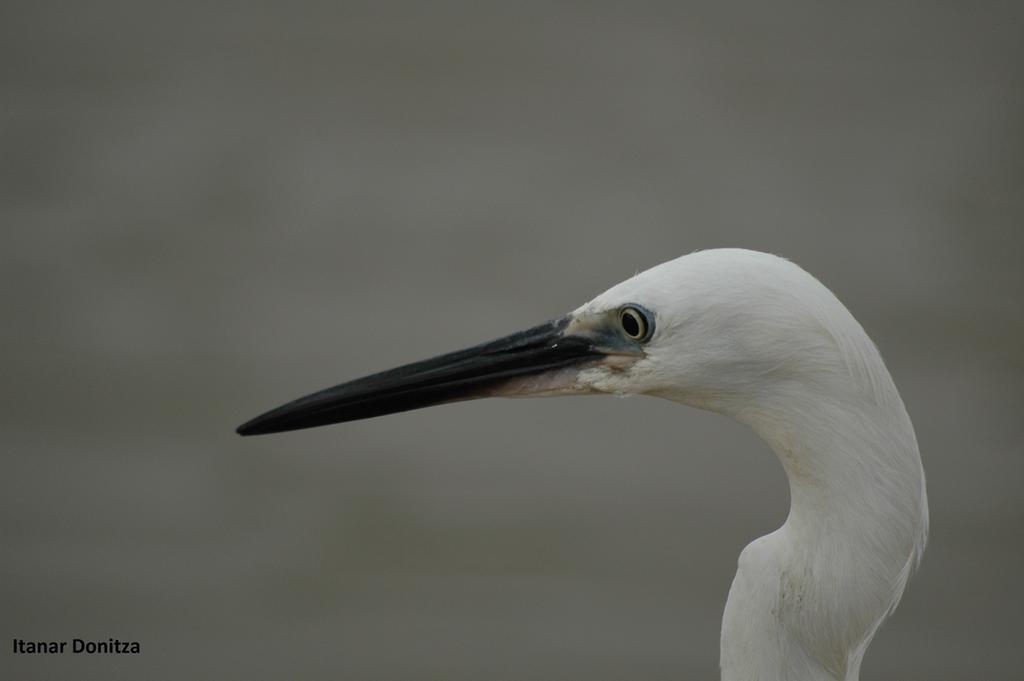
[236,316,609,436]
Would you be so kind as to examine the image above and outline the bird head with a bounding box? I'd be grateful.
[237,249,857,436]
[567,248,858,417]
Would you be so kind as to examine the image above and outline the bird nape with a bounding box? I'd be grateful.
[237,248,928,681]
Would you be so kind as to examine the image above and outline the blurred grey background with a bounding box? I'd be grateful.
[3,2,1022,679]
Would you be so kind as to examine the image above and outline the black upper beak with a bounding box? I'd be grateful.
[236,316,605,436]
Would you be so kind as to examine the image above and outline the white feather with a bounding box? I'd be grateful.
[575,249,928,681]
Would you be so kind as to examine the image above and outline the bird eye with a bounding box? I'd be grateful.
[619,306,652,341]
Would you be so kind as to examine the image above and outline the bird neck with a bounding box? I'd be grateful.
[749,378,927,558]
[719,378,928,681]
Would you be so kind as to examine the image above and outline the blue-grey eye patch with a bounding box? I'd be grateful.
[618,304,655,342]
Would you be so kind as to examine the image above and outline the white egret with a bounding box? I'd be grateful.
[238,248,928,681]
